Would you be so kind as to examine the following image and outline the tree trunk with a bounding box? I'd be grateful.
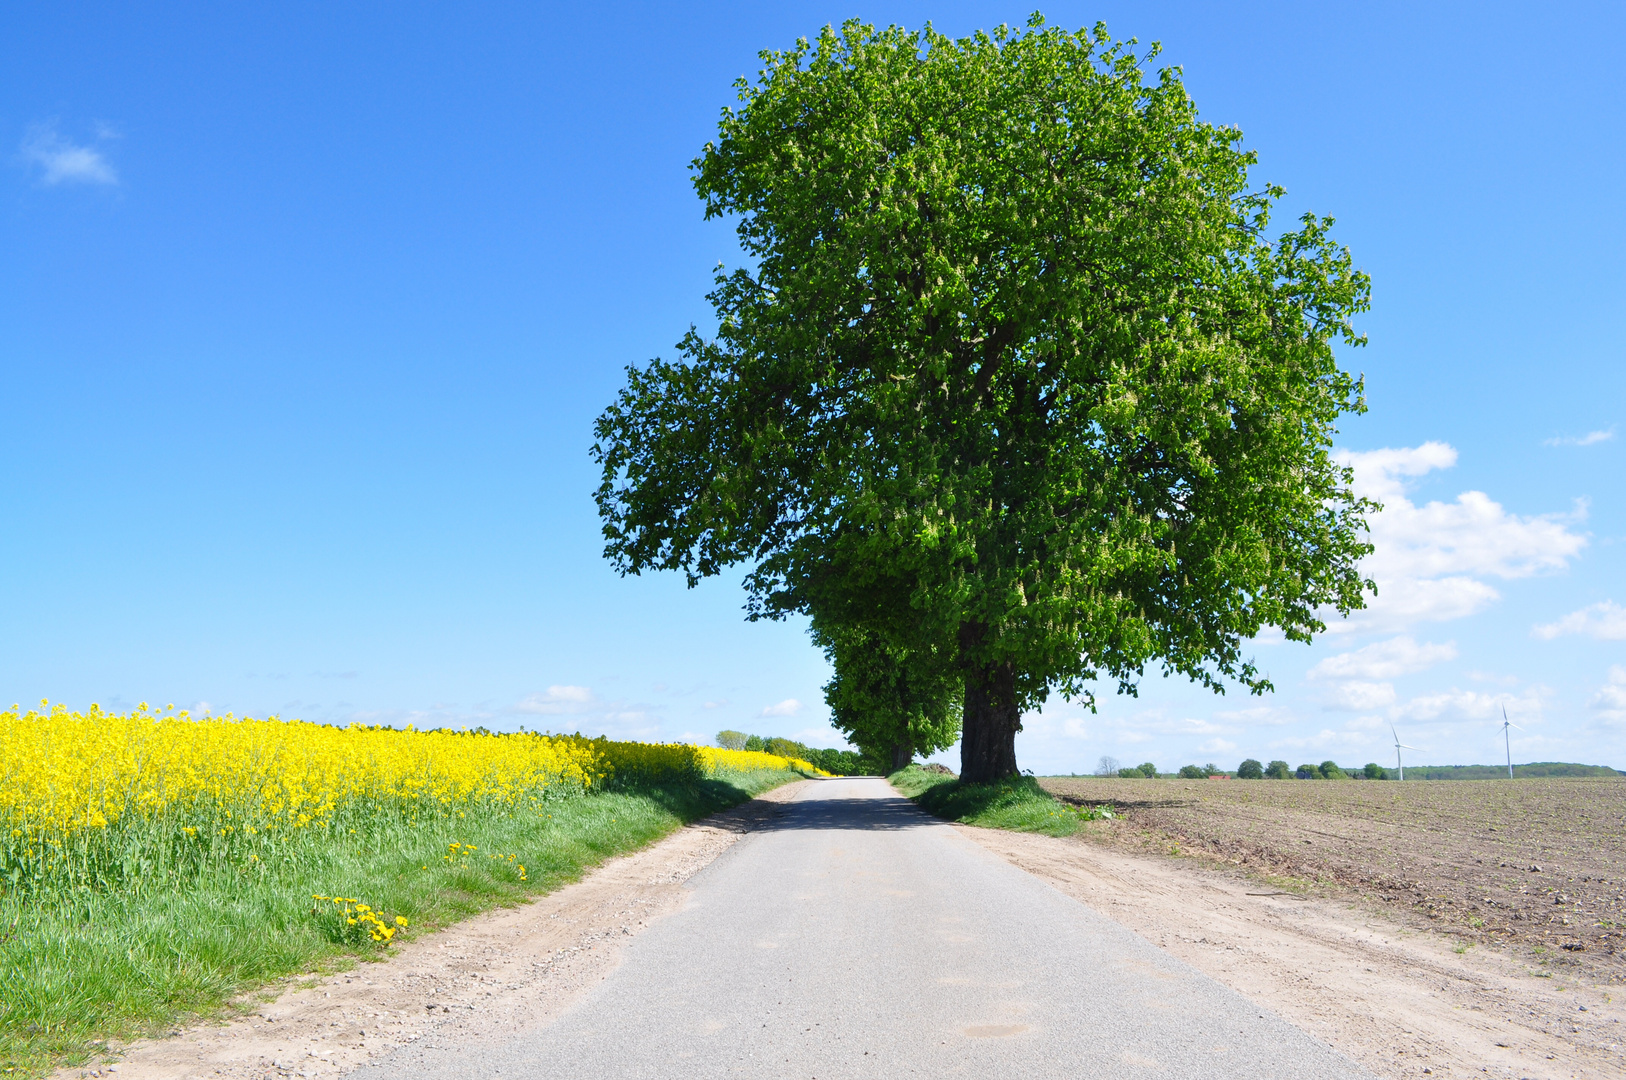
[959,659,1021,784]
[889,741,913,773]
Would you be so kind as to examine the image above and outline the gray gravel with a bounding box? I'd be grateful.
[353,776,1375,1079]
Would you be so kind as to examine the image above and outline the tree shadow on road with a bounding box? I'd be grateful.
[752,793,938,832]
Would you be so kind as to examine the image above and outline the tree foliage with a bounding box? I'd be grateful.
[593,15,1373,782]
[816,620,960,770]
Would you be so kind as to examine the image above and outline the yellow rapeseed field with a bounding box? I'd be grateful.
[0,701,815,894]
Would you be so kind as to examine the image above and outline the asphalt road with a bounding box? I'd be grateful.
[354,777,1374,1080]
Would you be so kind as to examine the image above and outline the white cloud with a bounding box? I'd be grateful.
[1532,600,1626,641]
[1308,636,1458,681]
[514,685,595,714]
[18,123,118,185]
[1331,443,1588,632]
[1589,666,1626,723]
[1390,686,1544,725]
[702,699,729,709]
[1544,427,1615,447]
[1197,738,1237,754]
[1136,716,1234,737]
[787,725,852,749]
[1272,727,1385,751]
[511,686,666,741]
[1321,681,1397,711]
[758,698,801,718]
[1213,704,1300,726]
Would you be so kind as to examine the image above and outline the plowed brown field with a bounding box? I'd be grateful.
[1041,776,1626,980]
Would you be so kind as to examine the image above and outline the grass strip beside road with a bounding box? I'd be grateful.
[889,765,1113,837]
[1,767,802,1079]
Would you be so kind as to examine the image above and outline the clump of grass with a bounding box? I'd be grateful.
[0,767,798,1079]
[889,765,1113,837]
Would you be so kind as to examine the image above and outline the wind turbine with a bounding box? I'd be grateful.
[1500,705,1523,779]
[1390,723,1421,781]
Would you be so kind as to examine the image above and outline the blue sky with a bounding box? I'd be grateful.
[3,1,1622,773]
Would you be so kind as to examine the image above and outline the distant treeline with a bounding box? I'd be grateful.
[714,730,878,776]
[1078,756,1623,780]
[1398,762,1624,780]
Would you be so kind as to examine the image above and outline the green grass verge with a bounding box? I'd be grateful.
[0,767,801,1079]
[888,764,1114,837]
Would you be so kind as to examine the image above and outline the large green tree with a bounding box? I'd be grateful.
[593,17,1374,782]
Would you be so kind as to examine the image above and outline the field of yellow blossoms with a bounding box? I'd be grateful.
[0,701,817,1076]
[0,701,815,896]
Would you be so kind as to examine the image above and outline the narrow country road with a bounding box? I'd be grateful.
[349,777,1373,1080]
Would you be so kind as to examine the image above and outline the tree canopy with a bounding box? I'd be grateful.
[593,16,1374,782]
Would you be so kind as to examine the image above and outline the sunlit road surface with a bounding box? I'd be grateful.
[353,777,1373,1080]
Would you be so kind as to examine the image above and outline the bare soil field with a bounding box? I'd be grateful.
[1042,776,1626,981]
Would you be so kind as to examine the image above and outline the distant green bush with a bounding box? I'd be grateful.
[1363,762,1388,780]
[889,765,1112,837]
[1265,759,1292,780]
[1117,767,1143,778]
[1135,762,1159,778]
[1294,764,1319,779]
[1236,758,1264,779]
[1319,760,1349,780]
[1178,764,1206,779]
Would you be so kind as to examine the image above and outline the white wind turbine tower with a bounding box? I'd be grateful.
[1500,705,1523,779]
[1390,723,1421,781]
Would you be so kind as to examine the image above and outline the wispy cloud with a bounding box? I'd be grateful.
[1544,427,1615,447]
[509,685,666,740]
[1320,681,1397,711]
[1308,636,1458,681]
[514,685,594,713]
[1532,600,1626,641]
[1389,685,1546,725]
[1212,704,1300,726]
[1590,666,1626,724]
[758,698,801,718]
[18,122,118,185]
